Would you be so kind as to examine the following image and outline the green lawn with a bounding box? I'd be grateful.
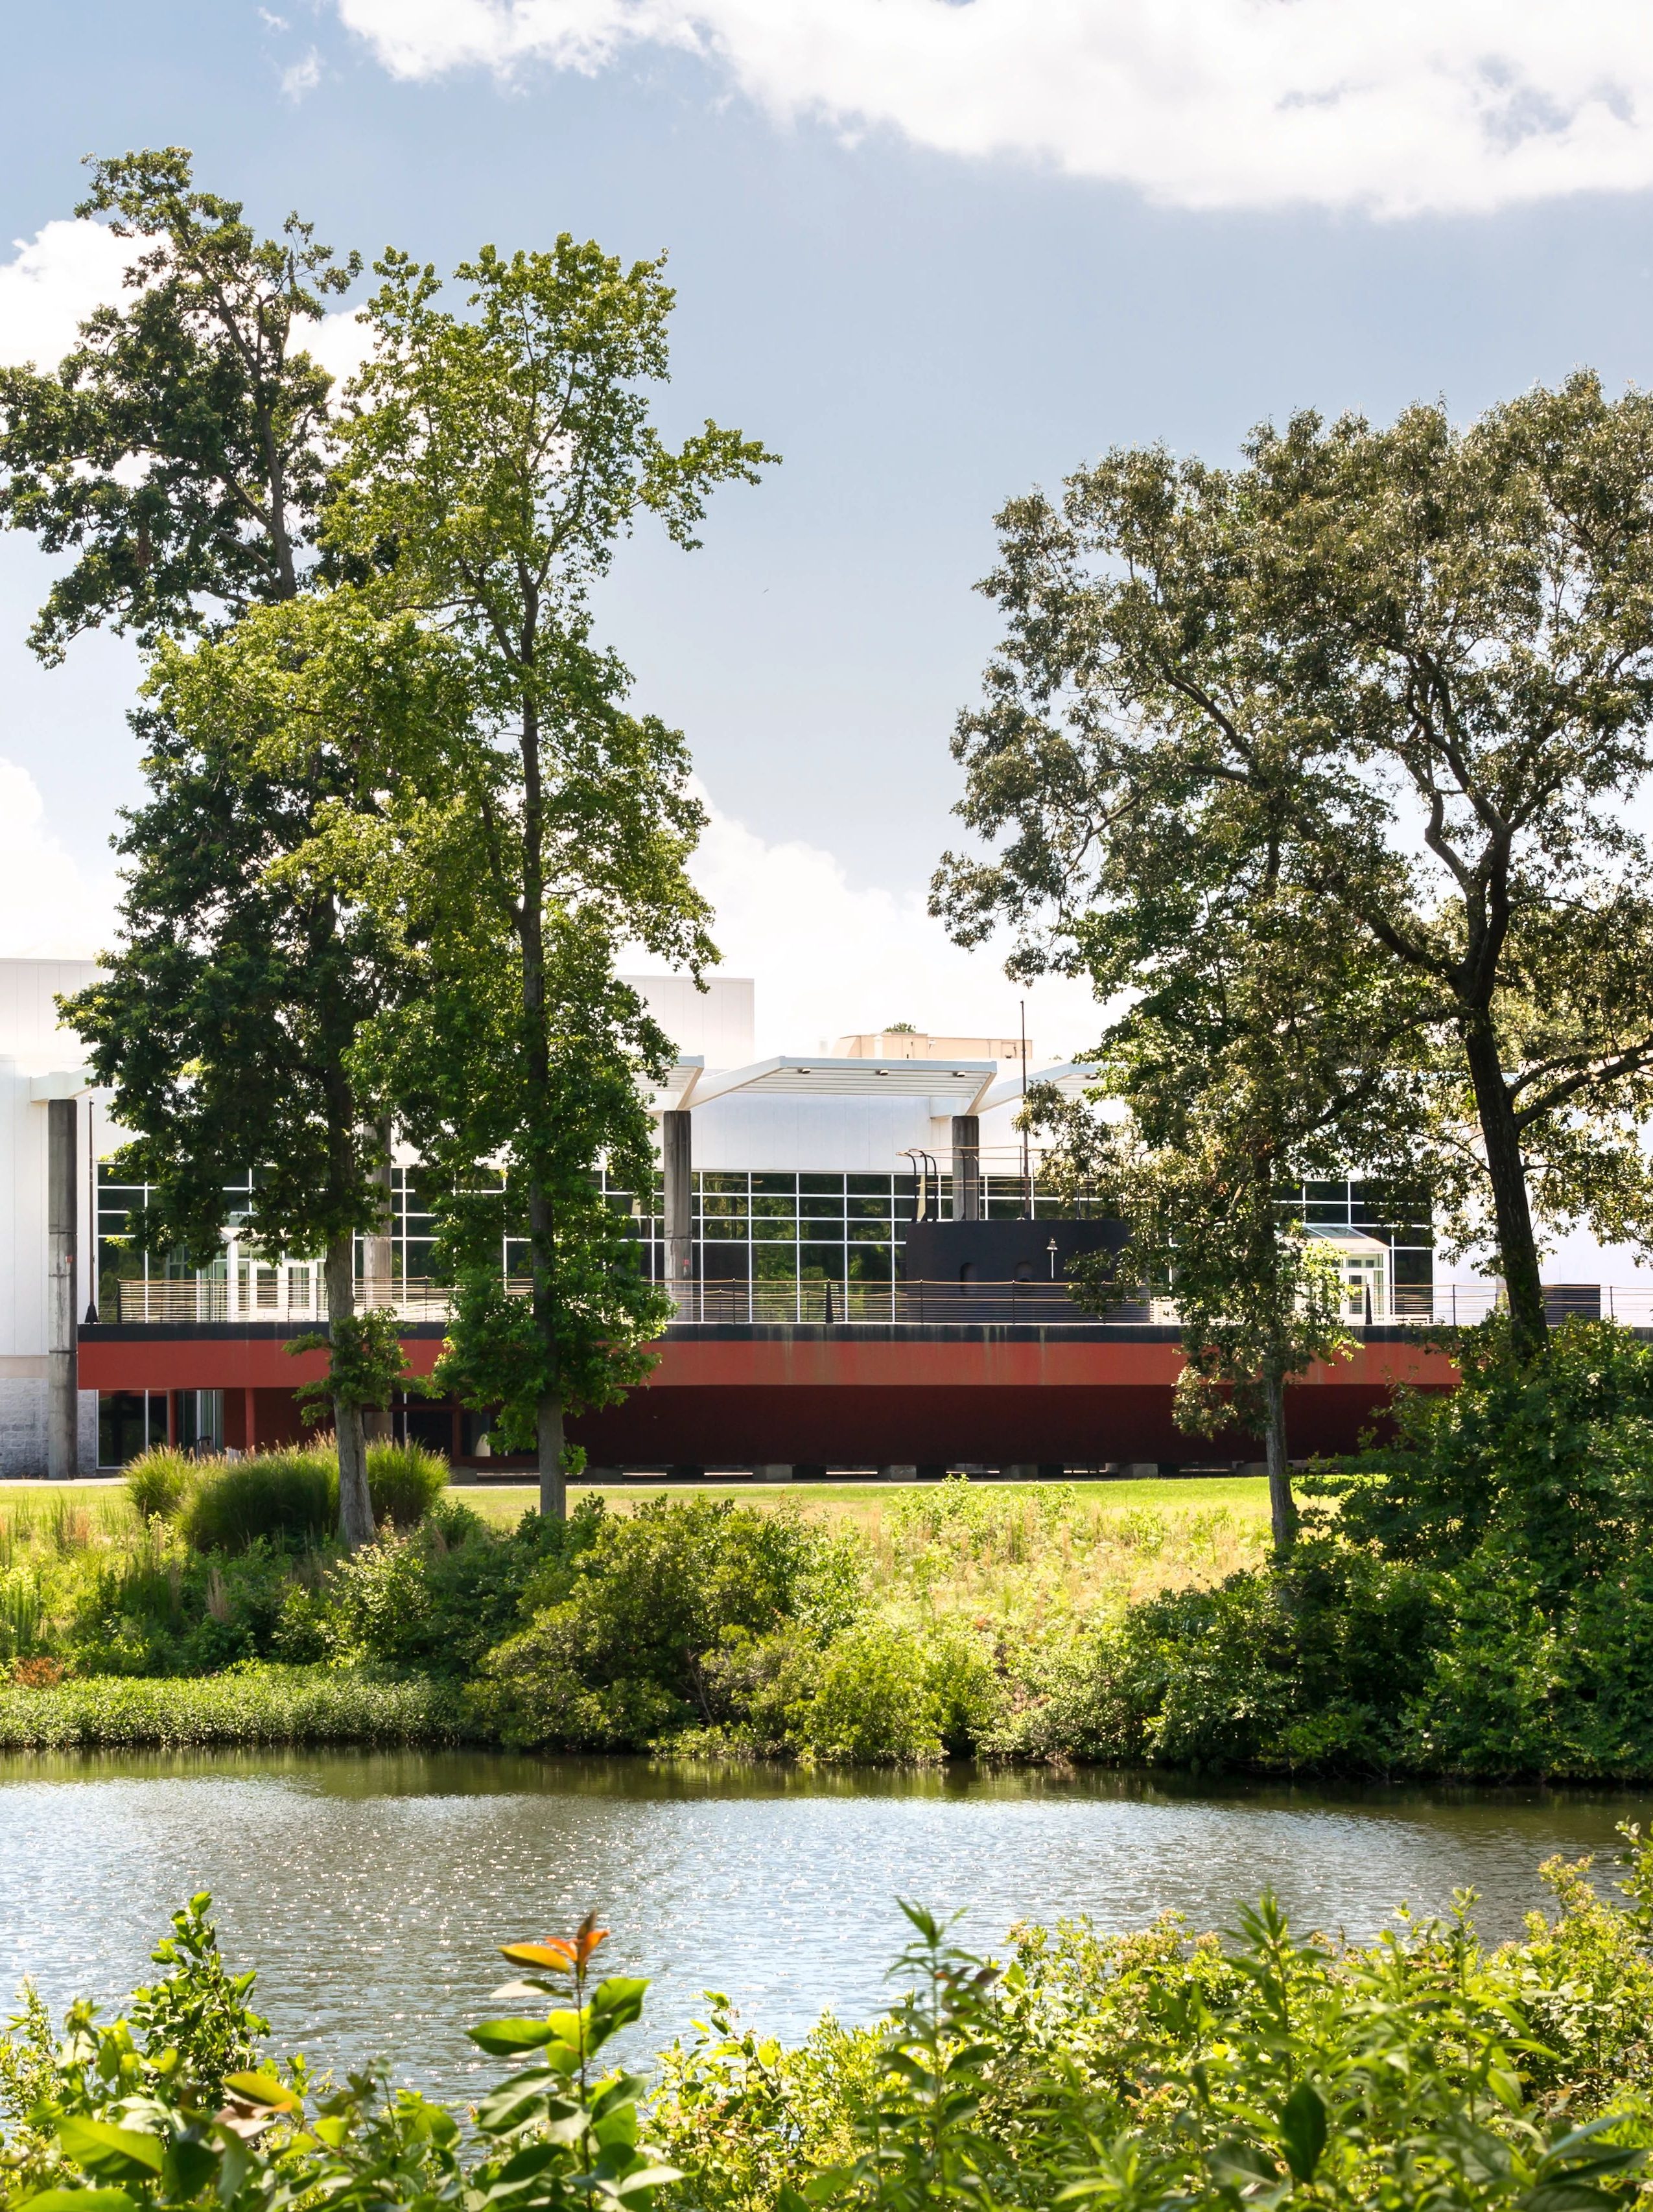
[0,1471,1274,1544]
[454,1472,1274,1530]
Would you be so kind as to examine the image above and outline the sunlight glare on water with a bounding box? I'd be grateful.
[1,1753,1646,2102]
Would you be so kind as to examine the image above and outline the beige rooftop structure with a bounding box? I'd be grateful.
[835,1030,1034,1065]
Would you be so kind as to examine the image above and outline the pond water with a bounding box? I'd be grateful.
[2,1752,1648,2103]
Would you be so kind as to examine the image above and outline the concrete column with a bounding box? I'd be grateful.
[952,1114,981,1221]
[46,1098,78,1480]
[662,1110,694,1309]
[363,1124,393,1309]
[362,1132,395,1440]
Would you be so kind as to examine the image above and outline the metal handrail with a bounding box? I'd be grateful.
[106,1275,1643,1330]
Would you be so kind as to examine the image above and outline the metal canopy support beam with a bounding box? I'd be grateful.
[662,1110,694,1307]
[47,1097,78,1480]
[952,1114,981,1222]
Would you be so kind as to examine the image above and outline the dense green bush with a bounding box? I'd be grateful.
[475,1497,858,1751]
[71,1533,307,1676]
[287,1501,572,1677]
[994,1318,1653,1782]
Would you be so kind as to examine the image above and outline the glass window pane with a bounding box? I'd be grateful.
[799,1174,845,1196]
[751,1218,795,1241]
[751,1173,797,1197]
[99,1392,148,1469]
[846,1174,891,1196]
[799,1244,845,1279]
[799,1194,845,1220]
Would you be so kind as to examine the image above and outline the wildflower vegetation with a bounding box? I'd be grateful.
[15,1842,1653,2212]
[8,1312,1653,1776]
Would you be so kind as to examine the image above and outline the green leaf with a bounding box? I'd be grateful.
[163,2139,220,2197]
[469,2018,559,2055]
[1522,2187,1619,2212]
[495,2143,558,2183]
[222,2071,299,2113]
[1279,2082,1328,2183]
[611,2166,682,2196]
[1210,2139,1282,2187]
[475,2078,556,2136]
[585,1979,648,2051]
[18,2193,137,2212]
[589,2075,647,2122]
[56,2118,166,2181]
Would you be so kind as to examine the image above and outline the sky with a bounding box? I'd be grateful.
[5,1,1653,1066]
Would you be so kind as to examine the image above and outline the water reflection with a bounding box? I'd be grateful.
[2,1752,1647,2104]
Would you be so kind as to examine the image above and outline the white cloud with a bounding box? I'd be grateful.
[0,761,117,959]
[281,47,325,99]
[0,220,132,372]
[683,791,1104,1063]
[332,0,1653,218]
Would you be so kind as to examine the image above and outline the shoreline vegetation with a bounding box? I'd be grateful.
[8,1314,1653,1777]
[13,1846,1653,2212]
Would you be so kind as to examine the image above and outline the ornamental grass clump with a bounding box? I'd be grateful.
[181,1449,336,1552]
[123,1446,195,1523]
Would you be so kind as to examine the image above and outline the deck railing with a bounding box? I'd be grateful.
[107,1276,1645,1331]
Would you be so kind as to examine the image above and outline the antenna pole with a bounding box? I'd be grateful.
[1020,999,1031,1219]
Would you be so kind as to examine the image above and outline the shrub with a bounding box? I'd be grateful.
[68,1534,312,1677]
[304,1506,561,1678]
[475,1498,843,1751]
[180,1449,335,1552]
[366,1439,448,1528]
[0,1662,471,1747]
[124,1447,194,1522]
[783,1617,1002,1765]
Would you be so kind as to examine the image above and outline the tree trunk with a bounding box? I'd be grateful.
[538,1387,567,1522]
[518,679,564,1520]
[1460,1016,1548,1360]
[1263,1356,1296,1555]
[327,1234,376,1550]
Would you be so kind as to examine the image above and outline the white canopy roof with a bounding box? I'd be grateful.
[684,1055,998,1113]
[973,1062,1099,1115]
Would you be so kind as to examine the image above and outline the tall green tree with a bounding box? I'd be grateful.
[62,595,443,1541]
[322,237,773,1515]
[1030,888,1422,1550]
[938,375,1653,1361]
[0,149,418,1536]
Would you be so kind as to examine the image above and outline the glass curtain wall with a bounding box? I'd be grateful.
[1298,1180,1435,1316]
[95,1165,526,1321]
[604,1167,1090,1321]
